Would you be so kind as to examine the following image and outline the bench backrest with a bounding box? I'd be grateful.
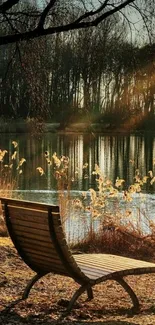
[0,198,87,283]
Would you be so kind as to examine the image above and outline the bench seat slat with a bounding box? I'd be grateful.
[21,246,65,260]
[9,213,48,225]
[15,231,67,247]
[74,254,155,280]
[32,261,68,274]
[1,201,59,211]
[11,219,49,230]
[76,265,109,277]
[7,206,48,217]
[74,258,146,271]
[12,224,67,247]
[18,240,59,253]
[75,254,155,268]
[12,224,50,236]
[24,256,67,272]
[11,229,52,242]
[26,253,67,270]
[26,251,66,265]
[17,236,58,248]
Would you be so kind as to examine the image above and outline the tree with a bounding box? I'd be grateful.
[0,0,154,46]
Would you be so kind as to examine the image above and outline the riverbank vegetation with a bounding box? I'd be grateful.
[1,144,155,261]
[0,142,26,236]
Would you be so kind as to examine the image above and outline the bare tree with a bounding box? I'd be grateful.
[0,0,154,46]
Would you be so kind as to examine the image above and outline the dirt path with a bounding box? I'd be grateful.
[0,237,155,325]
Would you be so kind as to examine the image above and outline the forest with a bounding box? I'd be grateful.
[0,1,155,131]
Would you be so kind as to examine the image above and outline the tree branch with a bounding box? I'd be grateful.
[74,0,109,24]
[92,0,136,26]
[0,0,139,46]
[0,0,20,13]
[37,0,57,30]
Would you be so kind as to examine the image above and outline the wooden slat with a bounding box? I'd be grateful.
[11,214,48,225]
[77,260,145,271]
[74,257,135,272]
[11,218,49,231]
[27,259,65,272]
[32,260,67,274]
[22,246,62,260]
[8,206,48,217]
[8,210,48,224]
[18,240,56,253]
[0,197,59,211]
[74,255,155,279]
[18,236,55,248]
[78,265,109,277]
[12,229,52,242]
[26,252,66,269]
[17,232,66,248]
[75,254,155,268]
[25,251,65,266]
[11,218,49,232]
[101,254,155,266]
[12,224,49,236]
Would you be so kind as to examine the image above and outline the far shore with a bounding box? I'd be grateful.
[0,120,154,135]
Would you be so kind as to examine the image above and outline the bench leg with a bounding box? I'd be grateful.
[67,283,92,313]
[87,287,93,300]
[22,273,46,300]
[116,277,140,311]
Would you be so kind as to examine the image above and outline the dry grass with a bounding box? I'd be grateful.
[0,142,26,236]
[71,224,155,261]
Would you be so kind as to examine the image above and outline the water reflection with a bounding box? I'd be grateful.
[1,133,155,193]
[1,132,155,240]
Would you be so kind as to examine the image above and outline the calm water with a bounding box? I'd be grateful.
[1,132,155,192]
[1,132,155,239]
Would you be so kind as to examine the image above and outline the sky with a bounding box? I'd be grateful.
[36,0,153,45]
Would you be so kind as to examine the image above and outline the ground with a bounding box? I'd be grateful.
[0,238,155,325]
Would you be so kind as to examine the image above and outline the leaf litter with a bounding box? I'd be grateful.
[0,238,155,324]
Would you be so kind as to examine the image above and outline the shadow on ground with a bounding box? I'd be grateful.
[0,299,142,325]
[0,310,139,325]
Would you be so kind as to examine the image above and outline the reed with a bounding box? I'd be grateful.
[0,142,26,236]
[70,165,155,259]
[40,155,155,259]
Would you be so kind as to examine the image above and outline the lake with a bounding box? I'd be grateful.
[1,132,155,240]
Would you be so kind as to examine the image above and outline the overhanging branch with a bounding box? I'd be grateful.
[0,0,138,45]
[37,0,57,30]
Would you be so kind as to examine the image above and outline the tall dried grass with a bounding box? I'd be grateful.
[70,165,155,259]
[37,153,155,258]
[0,141,26,236]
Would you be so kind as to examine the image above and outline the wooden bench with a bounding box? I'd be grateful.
[1,197,155,313]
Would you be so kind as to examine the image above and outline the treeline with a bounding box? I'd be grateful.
[0,2,155,130]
